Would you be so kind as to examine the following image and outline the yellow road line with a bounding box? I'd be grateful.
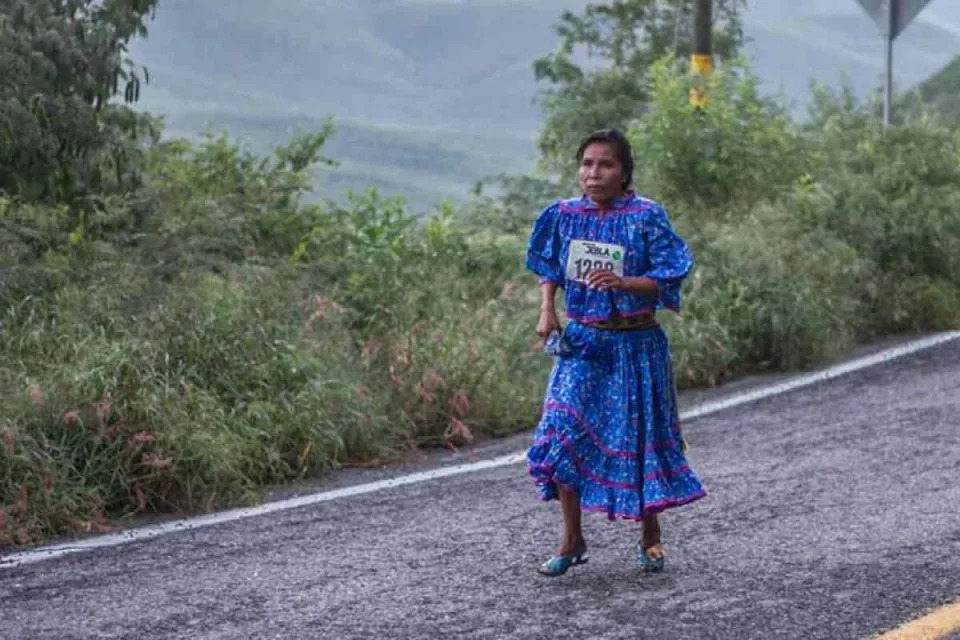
[874,600,960,640]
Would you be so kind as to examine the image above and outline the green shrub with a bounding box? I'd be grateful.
[0,267,406,544]
[668,204,866,388]
[630,57,807,216]
[800,88,960,333]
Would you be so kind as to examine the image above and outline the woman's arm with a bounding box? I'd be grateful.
[535,281,561,343]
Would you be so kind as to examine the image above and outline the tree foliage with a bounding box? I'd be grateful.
[0,0,159,203]
[533,0,746,183]
[629,58,804,212]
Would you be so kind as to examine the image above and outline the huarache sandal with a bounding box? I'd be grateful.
[537,540,588,577]
[636,542,666,573]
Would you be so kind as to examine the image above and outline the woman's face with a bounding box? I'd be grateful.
[578,142,624,206]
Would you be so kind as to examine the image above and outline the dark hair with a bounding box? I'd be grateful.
[575,128,634,191]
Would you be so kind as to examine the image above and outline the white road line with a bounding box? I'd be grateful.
[2,331,958,570]
[681,331,960,421]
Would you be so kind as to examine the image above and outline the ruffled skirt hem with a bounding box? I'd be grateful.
[526,323,706,521]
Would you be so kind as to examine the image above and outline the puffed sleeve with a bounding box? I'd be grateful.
[525,202,564,285]
[643,204,694,311]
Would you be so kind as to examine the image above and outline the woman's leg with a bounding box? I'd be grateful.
[537,486,587,575]
[642,512,661,549]
[557,487,585,553]
[638,512,666,571]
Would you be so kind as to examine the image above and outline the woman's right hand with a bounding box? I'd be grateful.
[536,308,560,344]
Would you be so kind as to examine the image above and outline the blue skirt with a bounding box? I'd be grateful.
[528,321,706,520]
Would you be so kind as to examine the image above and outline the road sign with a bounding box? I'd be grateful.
[855,0,932,39]
[854,0,935,125]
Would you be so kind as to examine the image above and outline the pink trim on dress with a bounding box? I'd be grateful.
[578,489,708,520]
[529,433,692,491]
[557,194,657,216]
[537,402,683,458]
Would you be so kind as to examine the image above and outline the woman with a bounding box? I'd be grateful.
[526,128,706,577]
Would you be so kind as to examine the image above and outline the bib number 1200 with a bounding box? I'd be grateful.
[572,258,615,280]
[565,239,625,283]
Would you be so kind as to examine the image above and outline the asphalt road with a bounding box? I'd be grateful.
[1,339,959,640]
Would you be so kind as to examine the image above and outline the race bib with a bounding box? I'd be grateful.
[565,239,625,283]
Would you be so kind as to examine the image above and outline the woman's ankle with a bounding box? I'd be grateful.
[558,534,585,554]
[641,517,661,549]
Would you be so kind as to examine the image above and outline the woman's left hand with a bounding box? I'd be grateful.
[586,270,624,291]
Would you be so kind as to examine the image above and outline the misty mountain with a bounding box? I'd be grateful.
[130,0,960,208]
[916,54,960,124]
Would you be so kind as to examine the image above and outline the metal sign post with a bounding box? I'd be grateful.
[855,0,934,126]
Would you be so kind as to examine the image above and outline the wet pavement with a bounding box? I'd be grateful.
[1,339,958,640]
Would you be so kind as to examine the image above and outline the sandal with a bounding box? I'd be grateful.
[537,540,588,577]
[636,542,666,573]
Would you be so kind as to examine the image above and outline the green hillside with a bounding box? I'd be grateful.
[161,111,535,208]
[131,1,960,205]
[916,55,960,124]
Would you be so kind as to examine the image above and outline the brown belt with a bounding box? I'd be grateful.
[584,313,658,331]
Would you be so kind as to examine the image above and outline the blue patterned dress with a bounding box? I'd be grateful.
[526,192,706,521]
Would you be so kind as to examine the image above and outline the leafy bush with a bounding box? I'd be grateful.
[630,58,807,214]
[798,85,960,333]
[668,204,865,387]
[532,0,746,181]
[0,135,551,544]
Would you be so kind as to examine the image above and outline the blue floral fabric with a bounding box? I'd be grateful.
[525,193,705,520]
[526,193,694,322]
